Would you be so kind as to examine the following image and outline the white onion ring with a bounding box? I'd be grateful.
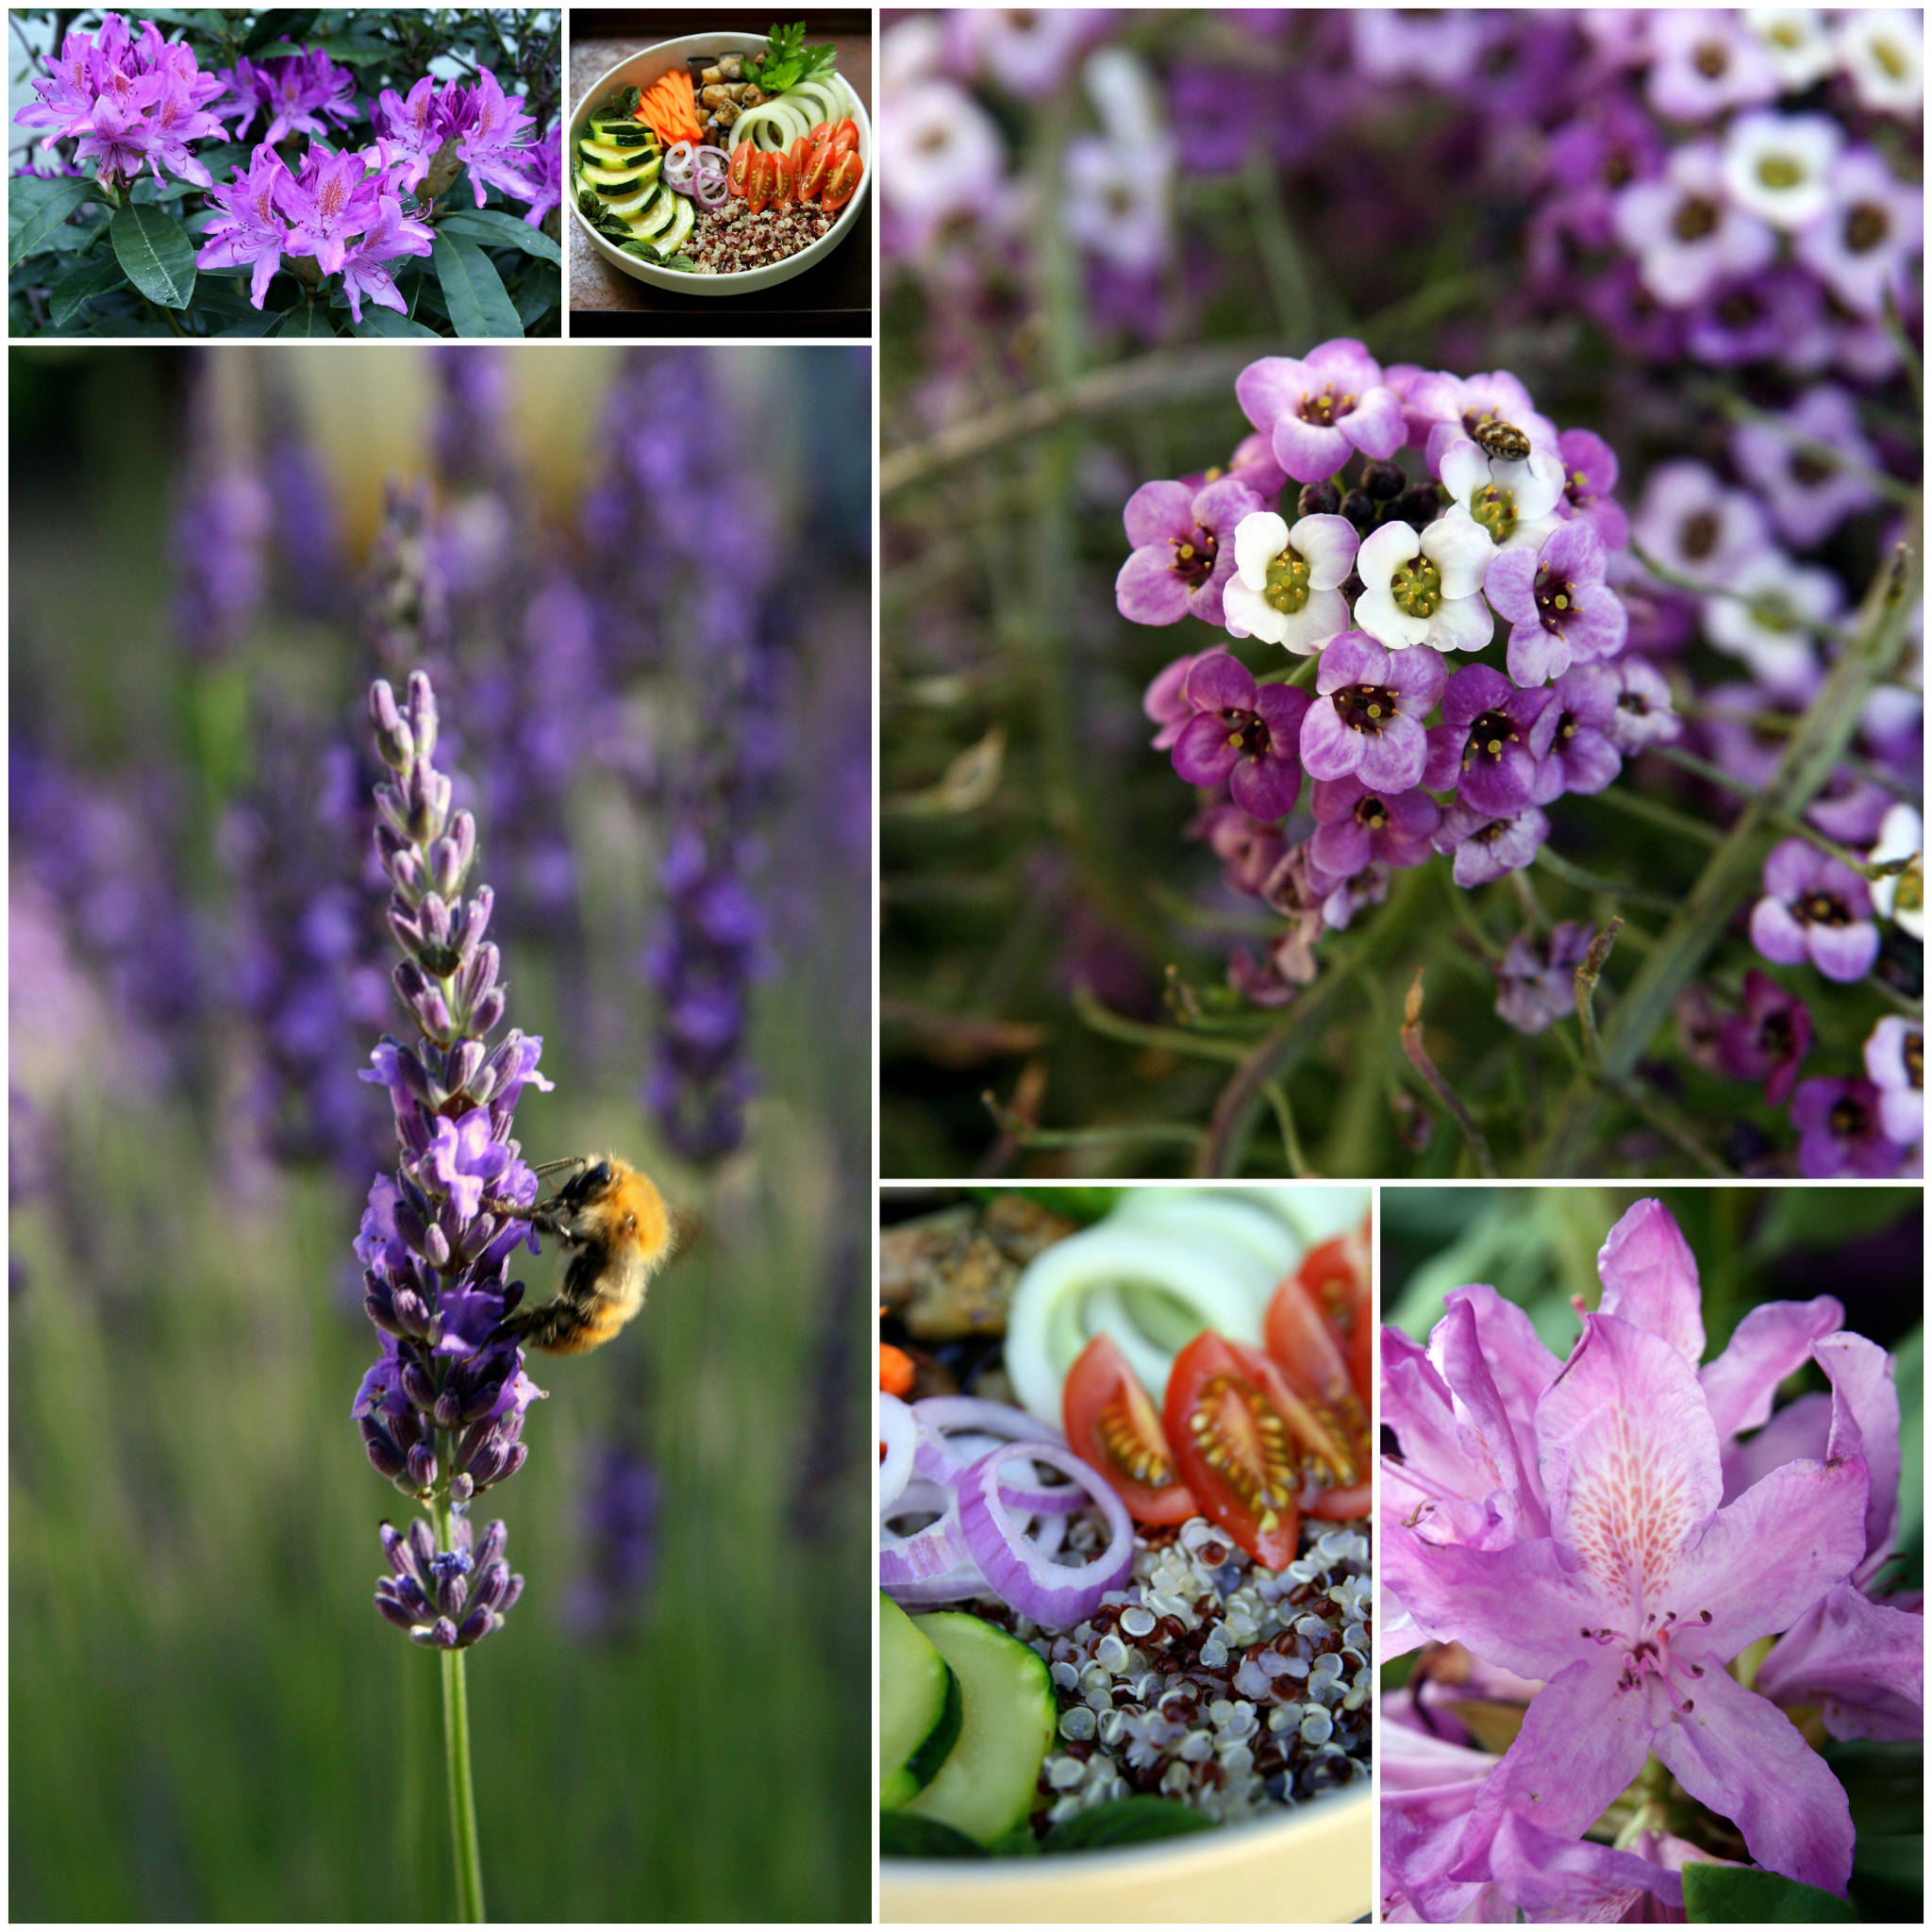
[957,1441,1134,1630]
[908,1396,1082,1513]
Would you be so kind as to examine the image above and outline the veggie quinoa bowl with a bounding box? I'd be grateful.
[879,1188,1374,1923]
[568,29,869,296]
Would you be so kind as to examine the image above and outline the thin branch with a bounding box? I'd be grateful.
[1263,1080,1314,1177]
[1535,845,1680,912]
[1072,984,1251,1065]
[1399,969,1497,1177]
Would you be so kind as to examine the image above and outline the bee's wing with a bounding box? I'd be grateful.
[667,1206,706,1264]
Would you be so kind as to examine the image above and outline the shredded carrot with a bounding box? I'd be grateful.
[879,1342,915,1399]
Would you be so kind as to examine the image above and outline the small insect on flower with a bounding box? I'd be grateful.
[1471,417,1533,462]
[488,1155,697,1355]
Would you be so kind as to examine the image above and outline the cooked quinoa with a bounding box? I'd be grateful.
[688,199,834,275]
[968,1512,1372,1832]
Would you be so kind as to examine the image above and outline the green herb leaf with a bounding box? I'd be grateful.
[1681,1863,1860,1922]
[108,203,196,308]
[1041,1797,1218,1853]
[749,20,838,94]
[879,1813,987,1859]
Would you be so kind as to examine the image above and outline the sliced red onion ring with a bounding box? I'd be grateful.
[883,1556,987,1606]
[692,170,728,208]
[661,139,694,182]
[879,1502,970,1589]
[879,1393,916,1512]
[956,1441,1134,1631]
[909,1396,1083,1513]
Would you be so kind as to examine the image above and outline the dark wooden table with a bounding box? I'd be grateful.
[567,8,873,337]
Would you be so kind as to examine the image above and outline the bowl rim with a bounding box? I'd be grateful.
[567,29,871,292]
[879,1778,1373,1881]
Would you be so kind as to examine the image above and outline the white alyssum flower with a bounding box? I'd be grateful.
[1437,436,1566,558]
[1721,111,1843,230]
[1223,510,1358,654]
[1744,8,1838,89]
[1870,802,1924,941]
[1702,548,1841,694]
[1354,517,1495,654]
[1835,8,1923,115]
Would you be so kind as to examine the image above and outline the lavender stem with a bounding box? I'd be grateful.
[436,1480,487,1924]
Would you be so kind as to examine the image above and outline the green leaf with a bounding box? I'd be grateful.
[312,32,394,64]
[141,8,233,34]
[431,235,524,338]
[511,260,560,331]
[878,1813,987,1859]
[1041,1797,1217,1853]
[272,304,336,337]
[47,256,130,329]
[435,210,561,264]
[212,308,285,337]
[1681,1863,1859,1922]
[1825,1739,1923,1838]
[9,177,96,270]
[350,307,441,339]
[108,203,196,308]
[243,8,315,53]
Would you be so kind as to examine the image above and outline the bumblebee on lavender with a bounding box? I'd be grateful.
[487,1155,693,1356]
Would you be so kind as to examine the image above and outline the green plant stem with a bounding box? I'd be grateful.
[1547,538,1921,1174]
[1398,968,1497,1177]
[433,1481,486,1924]
[1072,985,1250,1064]
[1587,781,1725,846]
[1574,918,1624,1072]
[1649,741,1909,879]
[1534,845,1680,912]
[1242,144,1319,341]
[1688,386,1917,508]
[1263,1080,1311,1177]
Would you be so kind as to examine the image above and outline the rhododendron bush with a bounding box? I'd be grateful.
[880,7,1923,1181]
[9,8,561,336]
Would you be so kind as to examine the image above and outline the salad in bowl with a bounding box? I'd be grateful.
[879,1187,1373,1920]
[570,21,868,291]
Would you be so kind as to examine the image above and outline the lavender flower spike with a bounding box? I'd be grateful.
[353,671,551,1657]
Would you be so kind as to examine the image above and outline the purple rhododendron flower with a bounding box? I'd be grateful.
[195,142,292,307]
[1115,475,1261,627]
[222,48,356,144]
[1424,664,1551,816]
[1492,919,1595,1035]
[1529,664,1624,803]
[337,192,435,324]
[1791,1076,1907,1178]
[1718,969,1813,1106]
[451,68,541,208]
[1486,519,1628,687]
[1169,652,1311,822]
[1432,802,1550,888]
[1863,1016,1924,1148]
[1300,633,1446,792]
[1307,774,1440,877]
[1383,1198,1890,1909]
[1749,838,1880,984]
[1236,338,1406,484]
[275,142,380,276]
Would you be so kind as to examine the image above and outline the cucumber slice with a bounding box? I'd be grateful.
[627,185,676,240]
[735,101,791,152]
[578,135,643,168]
[786,79,837,126]
[599,176,662,221]
[657,192,695,255]
[902,1611,1057,1847]
[881,1594,964,1811]
[588,117,658,148]
[581,157,660,191]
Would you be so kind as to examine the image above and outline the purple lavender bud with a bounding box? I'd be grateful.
[379,1522,409,1574]
[362,1422,408,1480]
[401,1360,439,1414]
[460,943,500,1012]
[448,1473,475,1505]
[470,990,507,1036]
[406,673,439,762]
[463,1442,506,1488]
[408,1518,437,1569]
[500,1444,527,1485]
[498,1573,525,1615]
[422,1224,452,1270]
[388,905,426,958]
[445,1039,485,1096]
[406,1444,439,1491]
[456,885,491,960]
[475,1521,508,1572]
[432,1550,474,1618]
[434,1390,463,1430]
[375,1593,417,1633]
[370,681,414,768]
[413,1617,460,1649]
[469,1560,510,1615]
[456,1606,496,1646]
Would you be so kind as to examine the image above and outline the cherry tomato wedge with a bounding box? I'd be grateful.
[799,133,834,203]
[1263,1275,1370,1519]
[1298,1224,1373,1405]
[787,134,810,180]
[744,149,774,215]
[821,148,863,214]
[727,139,755,197]
[829,115,859,156]
[768,150,795,208]
[1164,1332,1336,1570]
[1062,1334,1198,1525]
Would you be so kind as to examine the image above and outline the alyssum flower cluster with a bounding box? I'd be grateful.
[15,12,556,325]
[1382,1198,1921,1921]
[1124,336,1656,1003]
[351,673,549,1649]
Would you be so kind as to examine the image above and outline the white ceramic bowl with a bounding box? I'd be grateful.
[882,1784,1372,1923]
[568,32,871,298]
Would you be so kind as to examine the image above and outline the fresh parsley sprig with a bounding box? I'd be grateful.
[748,21,837,94]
